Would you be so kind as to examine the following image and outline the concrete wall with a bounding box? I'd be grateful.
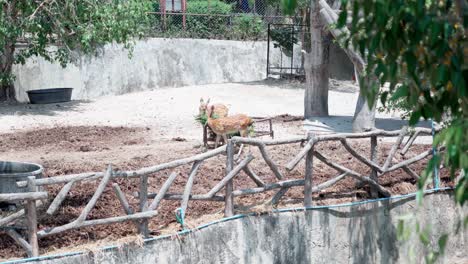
[12,38,354,102]
[10,191,467,264]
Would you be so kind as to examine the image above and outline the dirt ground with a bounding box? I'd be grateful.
[0,81,445,260]
[0,123,452,260]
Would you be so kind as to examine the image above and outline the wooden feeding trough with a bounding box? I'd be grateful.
[203,117,274,148]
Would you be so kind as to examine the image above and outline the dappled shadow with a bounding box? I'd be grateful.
[0,100,88,117]
[314,196,414,264]
[304,115,432,133]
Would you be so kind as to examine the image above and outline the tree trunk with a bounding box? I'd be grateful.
[1,2,17,102]
[304,0,329,118]
[0,83,16,102]
[0,44,16,102]
[352,69,376,132]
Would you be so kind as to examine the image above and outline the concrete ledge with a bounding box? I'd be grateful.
[3,189,466,264]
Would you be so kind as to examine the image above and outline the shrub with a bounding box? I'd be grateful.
[186,0,233,38]
[231,14,265,40]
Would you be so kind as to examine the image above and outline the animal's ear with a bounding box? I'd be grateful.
[200,98,204,104]
[206,98,211,105]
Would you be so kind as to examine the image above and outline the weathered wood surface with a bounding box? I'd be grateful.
[242,165,265,187]
[314,152,391,197]
[47,181,75,215]
[286,137,315,171]
[0,200,44,227]
[38,211,158,238]
[8,125,438,253]
[112,183,134,215]
[224,141,235,217]
[77,165,112,223]
[148,172,178,211]
[25,200,39,257]
[142,192,225,201]
[18,145,227,187]
[304,133,315,207]
[0,192,48,202]
[181,161,202,218]
[382,127,408,171]
[6,229,33,257]
[207,154,254,198]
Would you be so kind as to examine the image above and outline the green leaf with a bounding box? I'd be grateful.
[337,9,348,28]
[282,0,297,15]
[390,85,409,101]
[438,234,448,255]
[409,110,422,125]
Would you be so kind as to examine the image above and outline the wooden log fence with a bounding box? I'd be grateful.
[1,127,439,257]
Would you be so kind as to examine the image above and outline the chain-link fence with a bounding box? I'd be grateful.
[146,0,296,40]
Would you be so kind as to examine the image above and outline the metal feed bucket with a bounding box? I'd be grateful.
[0,161,43,194]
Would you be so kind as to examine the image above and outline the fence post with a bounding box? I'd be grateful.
[304,132,314,207]
[139,175,149,238]
[370,135,378,198]
[224,140,234,217]
[26,176,39,257]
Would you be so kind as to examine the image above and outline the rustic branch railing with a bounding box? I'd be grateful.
[1,127,440,257]
[0,178,47,257]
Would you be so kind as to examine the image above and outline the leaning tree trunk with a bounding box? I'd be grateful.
[304,0,329,118]
[352,69,376,132]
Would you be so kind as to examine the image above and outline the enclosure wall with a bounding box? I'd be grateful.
[12,38,353,102]
[13,192,467,264]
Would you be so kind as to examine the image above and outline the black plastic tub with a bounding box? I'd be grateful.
[27,88,73,104]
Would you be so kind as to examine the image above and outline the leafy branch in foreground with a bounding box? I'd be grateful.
[333,0,467,261]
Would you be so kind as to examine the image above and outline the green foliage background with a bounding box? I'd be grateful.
[0,0,152,92]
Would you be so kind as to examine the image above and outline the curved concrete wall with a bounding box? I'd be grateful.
[12,38,353,102]
[6,191,467,264]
